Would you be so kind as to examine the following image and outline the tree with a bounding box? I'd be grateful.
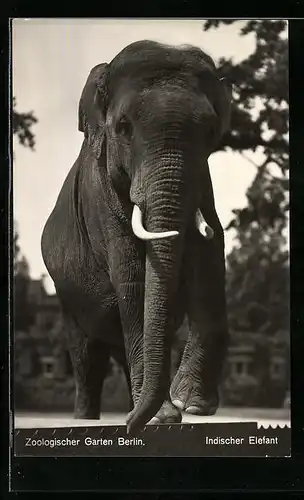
[13,98,37,274]
[13,97,38,150]
[13,228,21,275]
[13,227,34,331]
[202,20,289,335]
[226,224,289,335]
[203,20,289,232]
[13,100,38,331]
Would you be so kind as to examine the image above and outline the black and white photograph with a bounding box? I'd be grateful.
[12,18,290,457]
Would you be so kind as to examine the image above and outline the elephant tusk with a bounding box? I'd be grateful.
[195,209,214,239]
[131,205,179,241]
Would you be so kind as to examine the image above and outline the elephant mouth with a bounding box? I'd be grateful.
[131,205,214,241]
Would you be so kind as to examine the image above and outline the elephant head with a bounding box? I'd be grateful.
[78,40,232,430]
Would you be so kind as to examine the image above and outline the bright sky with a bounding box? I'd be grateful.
[13,19,259,294]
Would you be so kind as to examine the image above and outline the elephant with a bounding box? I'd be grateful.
[41,40,232,433]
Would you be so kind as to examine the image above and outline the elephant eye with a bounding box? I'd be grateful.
[116,116,133,139]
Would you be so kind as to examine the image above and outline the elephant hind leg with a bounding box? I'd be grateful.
[65,315,111,420]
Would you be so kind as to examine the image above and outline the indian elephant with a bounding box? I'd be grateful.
[41,40,232,433]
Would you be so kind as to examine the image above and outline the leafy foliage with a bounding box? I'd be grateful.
[203,20,289,336]
[203,20,289,232]
[13,95,36,276]
[13,99,38,330]
[13,97,38,150]
[226,225,289,335]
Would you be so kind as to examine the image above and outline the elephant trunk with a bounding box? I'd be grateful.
[127,154,188,431]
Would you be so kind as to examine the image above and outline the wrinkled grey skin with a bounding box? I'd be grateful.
[41,40,231,433]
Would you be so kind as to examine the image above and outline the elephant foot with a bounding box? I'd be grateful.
[148,400,182,425]
[170,374,219,416]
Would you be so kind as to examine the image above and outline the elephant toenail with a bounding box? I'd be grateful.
[185,405,203,414]
[172,399,185,410]
[149,417,161,425]
[185,404,218,415]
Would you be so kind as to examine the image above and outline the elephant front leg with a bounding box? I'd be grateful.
[170,231,229,415]
[110,234,146,408]
[170,323,227,415]
[148,310,185,424]
[116,282,145,406]
[112,236,182,427]
[117,284,181,425]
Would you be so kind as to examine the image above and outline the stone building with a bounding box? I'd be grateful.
[220,330,289,407]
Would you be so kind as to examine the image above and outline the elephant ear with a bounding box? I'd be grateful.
[78,63,108,158]
[213,77,233,138]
